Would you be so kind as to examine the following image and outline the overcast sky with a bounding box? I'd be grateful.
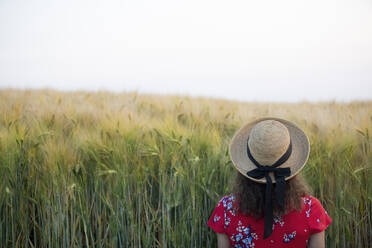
[0,0,371,102]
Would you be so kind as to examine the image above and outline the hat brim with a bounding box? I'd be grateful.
[229,117,310,183]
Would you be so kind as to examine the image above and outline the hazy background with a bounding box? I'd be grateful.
[1,0,371,102]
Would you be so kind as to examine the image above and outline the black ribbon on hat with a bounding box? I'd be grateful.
[246,138,292,239]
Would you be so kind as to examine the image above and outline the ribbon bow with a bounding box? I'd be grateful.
[246,139,292,239]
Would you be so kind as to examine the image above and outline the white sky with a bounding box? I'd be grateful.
[0,0,371,102]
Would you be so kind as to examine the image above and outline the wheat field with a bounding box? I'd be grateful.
[0,89,371,247]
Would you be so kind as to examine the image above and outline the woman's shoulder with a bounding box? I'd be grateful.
[301,195,324,210]
[218,194,236,202]
[214,194,243,217]
[216,194,237,210]
[299,195,332,234]
[299,195,331,221]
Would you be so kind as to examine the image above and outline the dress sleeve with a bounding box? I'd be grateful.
[207,197,226,233]
[307,196,332,234]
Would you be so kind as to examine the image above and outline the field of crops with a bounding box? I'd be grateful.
[0,89,371,247]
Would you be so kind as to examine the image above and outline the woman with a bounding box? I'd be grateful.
[208,118,332,248]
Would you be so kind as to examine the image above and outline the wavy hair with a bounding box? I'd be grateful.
[232,172,311,219]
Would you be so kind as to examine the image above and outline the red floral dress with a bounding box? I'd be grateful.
[208,195,332,248]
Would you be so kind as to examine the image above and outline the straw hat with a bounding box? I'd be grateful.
[229,117,310,183]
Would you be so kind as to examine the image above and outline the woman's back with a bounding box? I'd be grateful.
[208,194,331,248]
[208,118,332,247]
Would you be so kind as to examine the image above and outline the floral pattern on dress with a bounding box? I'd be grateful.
[303,197,312,217]
[283,231,296,243]
[222,195,234,210]
[272,216,285,230]
[219,195,237,229]
[213,215,221,223]
[221,195,258,247]
[231,224,258,248]
[224,211,231,229]
[207,195,332,247]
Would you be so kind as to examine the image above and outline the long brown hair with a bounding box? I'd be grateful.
[232,172,311,219]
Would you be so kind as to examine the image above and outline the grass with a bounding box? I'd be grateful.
[0,89,371,247]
